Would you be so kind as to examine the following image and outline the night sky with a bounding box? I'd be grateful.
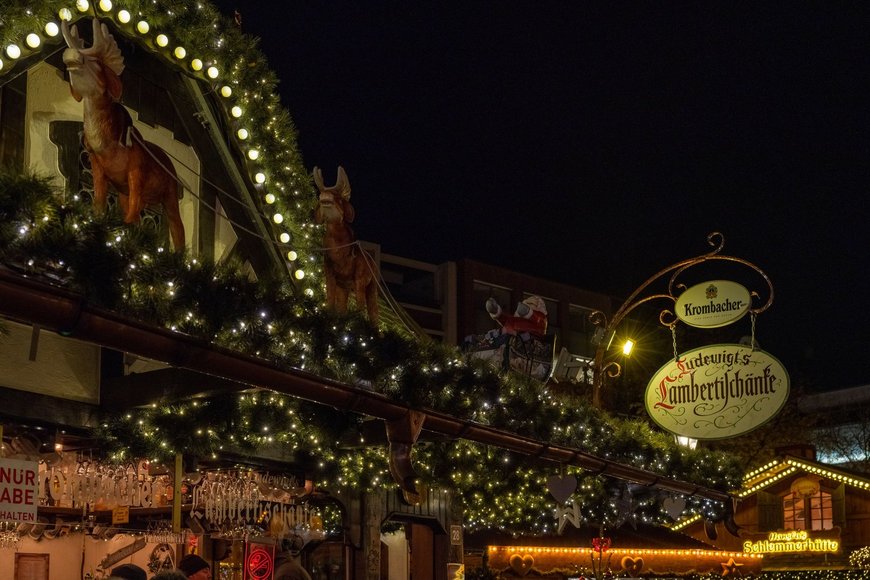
[212,2,870,390]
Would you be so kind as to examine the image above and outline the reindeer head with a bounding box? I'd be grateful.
[313,166,354,225]
[61,18,125,102]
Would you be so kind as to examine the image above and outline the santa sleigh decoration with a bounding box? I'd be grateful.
[463,295,557,382]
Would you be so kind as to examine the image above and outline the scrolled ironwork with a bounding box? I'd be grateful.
[590,232,775,408]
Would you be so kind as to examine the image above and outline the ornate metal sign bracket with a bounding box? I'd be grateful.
[590,232,774,408]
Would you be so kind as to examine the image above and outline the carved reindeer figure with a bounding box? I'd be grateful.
[313,166,378,323]
[61,18,185,251]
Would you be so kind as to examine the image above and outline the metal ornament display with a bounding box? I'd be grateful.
[588,232,775,409]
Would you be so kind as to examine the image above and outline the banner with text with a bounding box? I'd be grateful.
[0,458,39,522]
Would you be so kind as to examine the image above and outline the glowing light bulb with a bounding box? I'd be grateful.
[622,339,635,356]
[76,0,90,13]
[231,106,243,118]
[294,269,305,280]
[0,60,4,72]
[191,58,203,71]
[25,34,40,49]
[98,0,112,11]
[220,85,232,98]
[136,21,150,34]
[237,128,249,140]
[254,172,266,184]
[287,251,298,261]
[265,193,276,204]
[279,232,291,244]
[156,34,169,47]
[59,8,73,21]
[207,66,219,79]
[45,22,60,37]
[272,213,284,224]
[247,148,259,160]
[5,45,21,59]
[174,46,187,59]
[118,10,131,23]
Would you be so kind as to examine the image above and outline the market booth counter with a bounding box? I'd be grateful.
[464,522,763,578]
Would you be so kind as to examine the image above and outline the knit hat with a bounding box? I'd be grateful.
[110,563,147,580]
[177,554,210,576]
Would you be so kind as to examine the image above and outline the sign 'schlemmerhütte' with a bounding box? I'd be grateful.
[675,280,751,329]
[644,344,789,439]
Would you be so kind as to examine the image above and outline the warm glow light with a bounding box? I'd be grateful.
[174,46,187,59]
[0,60,4,72]
[45,22,60,36]
[5,45,21,59]
[117,10,131,23]
[247,148,259,160]
[264,193,276,204]
[25,34,40,49]
[220,85,232,98]
[207,66,219,79]
[231,106,243,118]
[98,0,112,11]
[294,269,305,280]
[279,233,291,244]
[237,128,249,140]
[156,34,169,47]
[76,0,90,13]
[287,251,298,261]
[136,21,150,34]
[59,8,73,21]
[622,339,634,356]
[272,213,284,224]
[254,172,266,184]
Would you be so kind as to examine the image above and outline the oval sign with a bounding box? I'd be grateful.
[644,344,789,440]
[675,280,751,328]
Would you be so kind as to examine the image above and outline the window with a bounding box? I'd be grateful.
[566,304,597,357]
[783,490,833,530]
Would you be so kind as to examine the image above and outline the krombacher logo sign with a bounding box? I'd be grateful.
[675,280,751,329]
[644,344,789,439]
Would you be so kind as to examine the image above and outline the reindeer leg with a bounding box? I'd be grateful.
[324,269,338,310]
[334,286,350,315]
[163,190,185,252]
[366,279,379,324]
[124,167,143,224]
[356,271,377,323]
[91,161,109,215]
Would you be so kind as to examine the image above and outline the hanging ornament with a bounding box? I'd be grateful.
[546,473,577,504]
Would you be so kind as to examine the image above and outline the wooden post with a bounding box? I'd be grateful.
[173,452,183,533]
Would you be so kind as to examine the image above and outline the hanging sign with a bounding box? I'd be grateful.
[0,458,38,522]
[644,344,789,439]
[675,280,751,328]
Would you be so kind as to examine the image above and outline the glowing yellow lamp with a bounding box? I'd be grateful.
[622,339,635,356]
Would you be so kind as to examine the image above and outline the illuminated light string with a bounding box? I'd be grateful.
[488,545,762,560]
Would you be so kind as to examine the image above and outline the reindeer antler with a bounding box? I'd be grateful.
[313,166,351,200]
[60,19,85,51]
[61,18,125,76]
